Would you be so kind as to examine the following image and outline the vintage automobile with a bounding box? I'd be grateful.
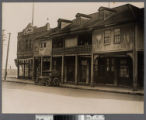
[36,70,60,86]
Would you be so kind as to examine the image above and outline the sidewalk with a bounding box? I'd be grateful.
[2,77,34,85]
[2,77,144,95]
[60,84,144,95]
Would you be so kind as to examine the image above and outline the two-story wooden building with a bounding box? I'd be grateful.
[15,23,51,79]
[15,4,144,90]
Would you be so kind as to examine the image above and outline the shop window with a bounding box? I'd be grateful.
[120,66,129,78]
[114,29,120,44]
[104,30,111,44]
[120,59,129,78]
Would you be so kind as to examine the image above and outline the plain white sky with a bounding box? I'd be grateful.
[2,2,144,69]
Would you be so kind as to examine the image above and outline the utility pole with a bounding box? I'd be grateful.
[4,33,11,81]
[2,29,6,61]
[2,29,6,79]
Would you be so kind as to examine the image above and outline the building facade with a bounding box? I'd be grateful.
[15,4,144,90]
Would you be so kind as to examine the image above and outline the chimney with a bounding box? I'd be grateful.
[98,7,116,13]
[75,13,91,20]
[57,18,72,29]
[46,22,50,30]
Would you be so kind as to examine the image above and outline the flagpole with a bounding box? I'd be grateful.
[32,0,34,25]
[108,1,110,8]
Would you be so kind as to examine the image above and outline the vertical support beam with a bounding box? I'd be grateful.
[86,60,90,84]
[114,70,118,86]
[28,60,30,79]
[114,59,118,86]
[133,24,138,90]
[64,59,67,83]
[91,54,94,86]
[32,57,35,81]
[41,56,43,76]
[61,55,64,83]
[50,56,53,71]
[24,61,25,79]
[75,55,78,84]
[17,60,19,79]
[133,52,138,90]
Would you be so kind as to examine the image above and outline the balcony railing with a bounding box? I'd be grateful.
[52,45,92,55]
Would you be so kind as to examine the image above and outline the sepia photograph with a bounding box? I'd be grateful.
[1,2,144,114]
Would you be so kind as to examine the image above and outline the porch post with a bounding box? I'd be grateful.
[32,57,35,81]
[28,60,30,79]
[50,56,53,71]
[86,60,90,84]
[24,61,25,79]
[75,55,78,84]
[114,59,118,86]
[133,52,138,90]
[41,56,43,76]
[17,60,19,79]
[61,55,64,83]
[91,54,94,86]
[133,24,138,90]
[64,60,67,83]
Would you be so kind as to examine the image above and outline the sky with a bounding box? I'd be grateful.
[2,2,144,69]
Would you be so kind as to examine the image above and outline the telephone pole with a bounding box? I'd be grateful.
[4,33,11,81]
[2,29,6,61]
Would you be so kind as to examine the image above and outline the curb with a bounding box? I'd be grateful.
[3,80,35,85]
[60,84,144,96]
[3,80,144,96]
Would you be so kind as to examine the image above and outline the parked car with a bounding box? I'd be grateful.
[37,70,60,86]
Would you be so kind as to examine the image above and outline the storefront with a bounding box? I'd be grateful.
[94,54,133,87]
[52,57,62,75]
[33,56,51,81]
[78,56,91,84]
[64,56,75,83]
[15,58,33,79]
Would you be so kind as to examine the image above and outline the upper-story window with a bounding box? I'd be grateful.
[78,33,92,46]
[26,39,28,49]
[40,42,46,48]
[53,39,63,48]
[114,29,120,44]
[28,40,32,49]
[104,30,111,45]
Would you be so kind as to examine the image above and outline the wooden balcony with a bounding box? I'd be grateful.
[52,45,92,55]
